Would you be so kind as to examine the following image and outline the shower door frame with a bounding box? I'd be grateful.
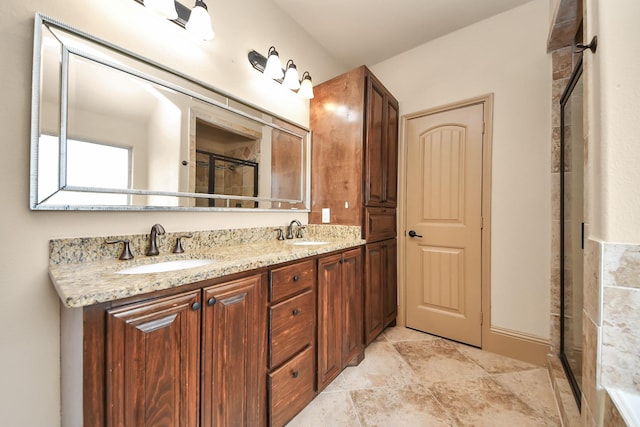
[559,56,584,410]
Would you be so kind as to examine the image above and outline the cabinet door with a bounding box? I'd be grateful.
[316,253,343,390]
[385,99,399,207]
[364,241,385,345]
[383,239,398,327]
[365,78,386,206]
[106,291,201,427]
[201,274,267,427]
[341,248,364,365]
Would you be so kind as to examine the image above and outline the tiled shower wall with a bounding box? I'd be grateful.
[601,245,640,392]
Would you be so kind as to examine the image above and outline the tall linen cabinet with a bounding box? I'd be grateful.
[310,65,399,345]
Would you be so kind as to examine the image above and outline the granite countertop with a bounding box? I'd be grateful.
[49,225,364,308]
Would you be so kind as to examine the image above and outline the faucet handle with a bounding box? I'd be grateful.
[296,226,305,239]
[173,234,193,254]
[105,240,134,260]
[274,228,285,240]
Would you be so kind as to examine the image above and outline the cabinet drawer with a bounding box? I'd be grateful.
[270,260,315,302]
[364,207,396,242]
[269,290,314,368]
[268,346,315,427]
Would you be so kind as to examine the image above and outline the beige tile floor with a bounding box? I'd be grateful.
[287,327,561,427]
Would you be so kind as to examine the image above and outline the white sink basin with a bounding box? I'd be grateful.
[116,259,214,275]
[286,240,329,246]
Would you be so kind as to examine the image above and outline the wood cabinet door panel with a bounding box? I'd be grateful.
[365,78,386,206]
[383,240,398,327]
[364,242,385,345]
[268,346,315,427]
[316,253,343,390]
[341,248,363,365]
[201,274,266,427]
[385,100,399,207]
[106,291,201,427]
[269,289,314,368]
[270,260,315,302]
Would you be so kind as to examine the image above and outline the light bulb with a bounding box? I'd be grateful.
[283,60,300,90]
[299,72,314,99]
[145,0,178,20]
[186,0,215,41]
[263,47,284,80]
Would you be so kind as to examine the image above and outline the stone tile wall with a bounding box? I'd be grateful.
[601,244,640,392]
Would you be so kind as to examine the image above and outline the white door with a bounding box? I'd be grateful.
[405,102,484,347]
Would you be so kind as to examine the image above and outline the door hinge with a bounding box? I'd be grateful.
[480,217,483,229]
[482,122,486,135]
[480,312,484,326]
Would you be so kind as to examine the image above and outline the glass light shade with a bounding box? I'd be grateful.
[264,51,284,80]
[186,1,215,41]
[282,62,301,90]
[145,0,178,19]
[299,75,314,99]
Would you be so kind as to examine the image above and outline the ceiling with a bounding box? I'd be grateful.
[272,0,535,68]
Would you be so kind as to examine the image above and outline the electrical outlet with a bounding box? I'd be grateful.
[322,208,330,223]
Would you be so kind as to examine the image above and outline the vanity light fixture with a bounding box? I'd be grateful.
[248,47,313,97]
[135,0,214,41]
[298,72,314,99]
[282,60,301,90]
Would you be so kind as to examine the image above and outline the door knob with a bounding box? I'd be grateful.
[408,230,423,238]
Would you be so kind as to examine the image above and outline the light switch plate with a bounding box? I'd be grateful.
[322,208,330,223]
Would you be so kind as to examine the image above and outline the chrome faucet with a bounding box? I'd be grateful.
[146,223,166,256]
[286,219,303,239]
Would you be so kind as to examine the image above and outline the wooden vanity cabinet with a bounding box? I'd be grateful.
[88,272,268,427]
[309,66,399,227]
[80,249,363,427]
[310,66,399,345]
[267,260,316,427]
[317,248,364,391]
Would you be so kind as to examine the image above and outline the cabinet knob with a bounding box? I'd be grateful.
[191,302,201,311]
[292,308,300,316]
[292,370,299,379]
[293,275,299,282]
[207,297,216,306]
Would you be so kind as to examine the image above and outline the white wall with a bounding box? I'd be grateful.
[371,0,552,339]
[0,0,343,425]
[585,0,640,244]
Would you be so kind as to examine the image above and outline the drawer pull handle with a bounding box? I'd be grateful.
[292,308,300,316]
[293,275,300,282]
[207,297,216,306]
[292,370,299,379]
[191,302,201,311]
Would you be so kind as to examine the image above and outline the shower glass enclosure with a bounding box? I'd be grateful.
[560,57,584,409]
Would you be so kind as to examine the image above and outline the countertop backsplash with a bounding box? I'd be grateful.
[49,224,362,265]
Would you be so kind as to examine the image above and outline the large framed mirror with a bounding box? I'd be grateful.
[30,14,310,211]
